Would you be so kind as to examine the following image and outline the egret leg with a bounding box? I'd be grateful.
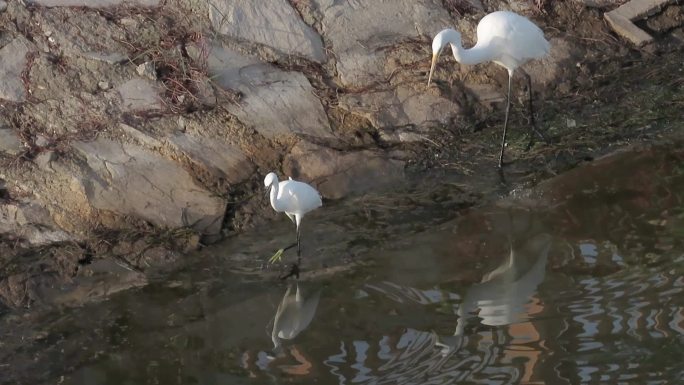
[521,70,547,150]
[499,74,513,168]
[296,228,301,265]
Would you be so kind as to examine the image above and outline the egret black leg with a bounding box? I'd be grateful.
[296,228,301,265]
[521,70,547,150]
[499,74,513,168]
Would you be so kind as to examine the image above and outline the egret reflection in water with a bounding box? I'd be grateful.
[269,283,322,357]
[435,233,551,355]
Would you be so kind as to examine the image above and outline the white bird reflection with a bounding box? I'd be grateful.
[436,233,551,355]
[269,283,321,357]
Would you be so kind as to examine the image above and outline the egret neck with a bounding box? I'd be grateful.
[268,179,282,212]
[450,42,497,67]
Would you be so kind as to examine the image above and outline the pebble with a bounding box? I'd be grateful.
[136,62,157,80]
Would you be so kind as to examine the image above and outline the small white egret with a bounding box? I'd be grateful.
[264,172,322,268]
[270,283,321,356]
[427,11,550,167]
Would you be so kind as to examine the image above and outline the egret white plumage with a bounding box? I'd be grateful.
[264,172,322,269]
[427,11,550,167]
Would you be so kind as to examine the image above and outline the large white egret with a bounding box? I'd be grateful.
[427,11,550,167]
[264,172,322,273]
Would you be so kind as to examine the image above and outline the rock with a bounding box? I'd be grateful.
[0,128,23,155]
[97,81,110,90]
[209,0,325,62]
[339,85,460,129]
[283,141,405,199]
[49,259,148,307]
[27,0,159,7]
[34,135,50,147]
[604,0,677,46]
[34,10,128,63]
[0,202,73,245]
[166,132,254,184]
[195,78,217,107]
[193,43,333,139]
[0,1,7,12]
[312,0,451,87]
[572,0,621,7]
[0,38,32,102]
[118,123,163,148]
[136,62,157,80]
[34,151,56,172]
[116,78,162,112]
[72,138,226,235]
[464,83,505,105]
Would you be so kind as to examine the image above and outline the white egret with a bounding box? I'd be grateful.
[270,283,321,356]
[264,172,322,269]
[427,11,550,167]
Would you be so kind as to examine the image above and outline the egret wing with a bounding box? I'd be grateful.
[278,180,322,214]
[476,11,549,63]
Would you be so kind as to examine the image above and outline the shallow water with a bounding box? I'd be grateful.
[1,146,683,385]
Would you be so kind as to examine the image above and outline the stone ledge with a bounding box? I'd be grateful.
[604,0,677,46]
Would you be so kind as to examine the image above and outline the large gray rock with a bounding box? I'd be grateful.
[209,0,325,62]
[0,38,32,102]
[166,132,254,184]
[0,128,23,155]
[72,138,226,235]
[313,0,451,87]
[283,141,405,199]
[339,85,460,129]
[196,43,333,139]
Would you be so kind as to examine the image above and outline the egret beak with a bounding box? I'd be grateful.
[427,52,438,87]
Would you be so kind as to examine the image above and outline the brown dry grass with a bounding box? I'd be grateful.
[97,2,214,114]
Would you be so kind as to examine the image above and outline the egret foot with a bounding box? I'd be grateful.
[279,263,300,280]
[268,248,285,264]
[268,242,298,264]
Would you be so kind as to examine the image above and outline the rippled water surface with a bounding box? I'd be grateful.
[1,147,683,385]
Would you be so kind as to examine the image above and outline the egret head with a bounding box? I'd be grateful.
[428,29,461,87]
[264,172,278,188]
